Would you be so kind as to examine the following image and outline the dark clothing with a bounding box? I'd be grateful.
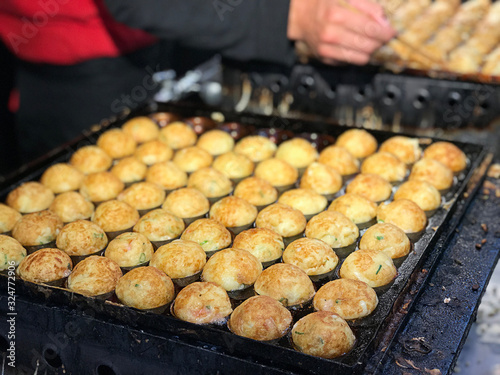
[103,0,295,66]
[14,42,173,167]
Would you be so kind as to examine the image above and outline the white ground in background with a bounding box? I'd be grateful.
[454,262,500,375]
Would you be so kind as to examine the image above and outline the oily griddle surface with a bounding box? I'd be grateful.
[0,102,490,374]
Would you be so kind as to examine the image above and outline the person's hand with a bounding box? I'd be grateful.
[287,0,396,65]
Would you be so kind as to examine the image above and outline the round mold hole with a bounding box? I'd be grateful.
[43,346,63,369]
[96,364,119,375]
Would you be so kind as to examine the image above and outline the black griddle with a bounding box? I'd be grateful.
[0,101,493,375]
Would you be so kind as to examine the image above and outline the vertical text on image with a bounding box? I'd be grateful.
[6,260,17,368]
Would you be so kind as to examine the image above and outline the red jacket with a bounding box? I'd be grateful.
[0,0,158,65]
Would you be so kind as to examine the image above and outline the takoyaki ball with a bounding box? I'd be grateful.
[181,218,232,253]
[201,248,262,291]
[278,189,328,217]
[121,116,160,144]
[159,121,197,150]
[115,266,175,310]
[117,182,166,211]
[229,295,293,341]
[345,173,392,202]
[91,200,140,233]
[328,193,377,225]
[162,188,209,219]
[17,248,72,283]
[133,209,185,242]
[256,203,306,238]
[105,232,154,268]
[79,172,124,203]
[173,281,233,325]
[409,158,454,191]
[423,141,467,172]
[7,182,54,213]
[394,180,441,211]
[313,279,378,320]
[12,210,63,247]
[305,211,359,249]
[254,263,315,307]
[97,128,137,160]
[172,146,213,173]
[377,199,427,234]
[110,157,147,184]
[254,158,298,189]
[234,135,277,163]
[0,203,21,233]
[275,138,318,169]
[283,238,339,276]
[187,167,233,199]
[49,192,94,223]
[41,163,84,193]
[212,152,254,180]
[0,235,26,270]
[299,162,343,196]
[291,312,356,359]
[359,223,411,260]
[146,161,188,191]
[70,145,112,174]
[233,177,278,207]
[134,140,173,166]
[340,249,397,288]
[379,136,422,165]
[150,239,206,279]
[335,129,378,159]
[209,196,258,229]
[67,255,122,296]
[318,146,359,176]
[361,152,407,183]
[197,129,235,156]
[233,228,284,264]
[56,220,107,257]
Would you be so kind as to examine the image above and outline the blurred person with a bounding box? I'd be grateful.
[0,0,395,171]
[0,0,165,172]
